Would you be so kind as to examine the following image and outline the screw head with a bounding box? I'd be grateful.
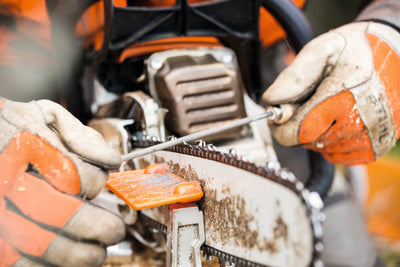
[150,57,163,70]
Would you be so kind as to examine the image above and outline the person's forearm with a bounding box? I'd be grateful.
[357,0,400,31]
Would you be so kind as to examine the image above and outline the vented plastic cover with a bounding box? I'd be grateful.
[155,54,247,140]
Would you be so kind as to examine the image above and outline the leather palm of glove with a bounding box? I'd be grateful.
[263,22,400,165]
[0,99,125,266]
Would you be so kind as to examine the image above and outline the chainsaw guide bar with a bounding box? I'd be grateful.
[130,137,325,267]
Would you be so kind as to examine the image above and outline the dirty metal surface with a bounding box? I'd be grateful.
[131,139,324,267]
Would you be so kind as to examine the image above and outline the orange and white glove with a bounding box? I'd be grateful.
[0,99,125,266]
[263,22,400,165]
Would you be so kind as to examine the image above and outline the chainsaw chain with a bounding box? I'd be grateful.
[131,136,325,267]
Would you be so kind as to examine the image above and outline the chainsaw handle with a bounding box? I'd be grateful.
[306,151,335,199]
[261,0,313,53]
[262,0,334,199]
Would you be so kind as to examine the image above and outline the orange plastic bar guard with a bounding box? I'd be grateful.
[106,163,203,210]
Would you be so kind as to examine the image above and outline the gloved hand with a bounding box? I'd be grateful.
[0,98,125,266]
[263,22,400,165]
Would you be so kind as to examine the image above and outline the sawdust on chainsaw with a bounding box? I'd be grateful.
[202,184,288,253]
[162,160,289,253]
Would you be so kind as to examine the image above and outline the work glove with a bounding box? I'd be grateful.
[263,22,400,165]
[0,98,125,266]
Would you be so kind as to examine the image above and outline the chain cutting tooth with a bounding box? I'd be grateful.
[266,161,280,172]
[312,216,324,239]
[241,156,250,163]
[295,180,304,192]
[228,148,238,157]
[308,191,324,210]
[279,169,289,180]
[262,164,273,175]
[205,144,217,151]
[168,135,177,141]
[197,140,206,148]
[284,169,296,183]
[314,259,324,267]
[314,241,324,253]
[318,212,326,222]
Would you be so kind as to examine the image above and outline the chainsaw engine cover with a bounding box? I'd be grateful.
[150,49,247,141]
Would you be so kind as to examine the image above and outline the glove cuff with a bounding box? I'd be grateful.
[357,0,400,34]
[346,22,400,160]
[366,22,400,141]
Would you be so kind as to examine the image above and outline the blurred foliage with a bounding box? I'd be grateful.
[381,250,400,267]
[387,140,400,158]
[380,139,400,266]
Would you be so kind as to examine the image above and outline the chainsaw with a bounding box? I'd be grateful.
[50,0,334,266]
[120,137,325,267]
